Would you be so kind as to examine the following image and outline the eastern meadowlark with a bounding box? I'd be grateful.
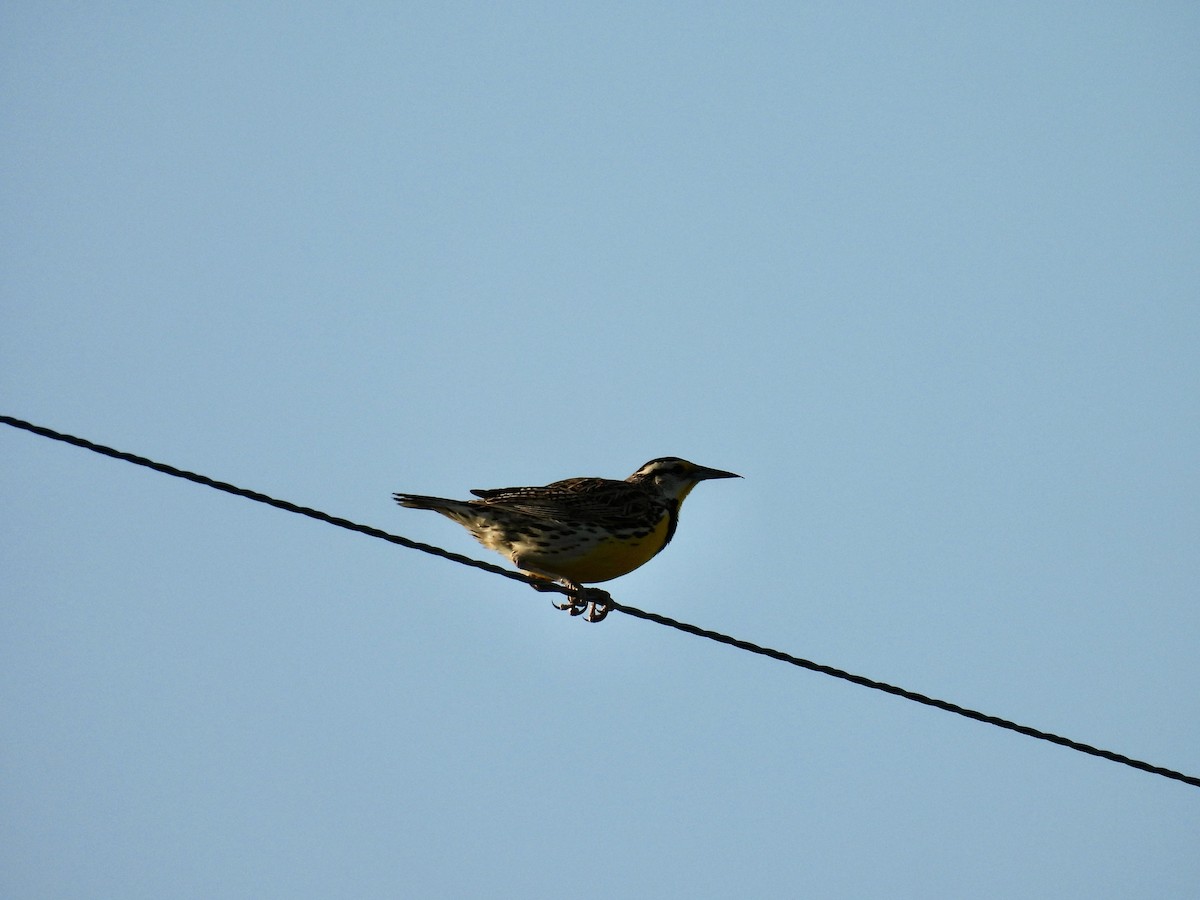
[393,457,740,621]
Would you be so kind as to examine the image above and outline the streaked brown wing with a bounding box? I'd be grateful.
[469,477,657,527]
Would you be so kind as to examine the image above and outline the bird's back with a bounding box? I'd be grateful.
[469,476,665,530]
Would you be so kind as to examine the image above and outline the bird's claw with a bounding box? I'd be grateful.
[545,584,610,622]
[584,595,610,622]
[547,587,588,616]
[577,587,611,622]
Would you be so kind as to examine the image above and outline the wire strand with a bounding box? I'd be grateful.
[4,413,1197,790]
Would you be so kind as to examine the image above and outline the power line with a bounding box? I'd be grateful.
[2,416,543,584]
[3,413,1198,790]
[614,603,1199,785]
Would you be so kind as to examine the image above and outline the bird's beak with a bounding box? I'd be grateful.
[694,465,742,481]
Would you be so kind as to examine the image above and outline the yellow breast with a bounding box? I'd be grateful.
[520,513,672,584]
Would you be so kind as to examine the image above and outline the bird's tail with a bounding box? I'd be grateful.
[392,493,476,517]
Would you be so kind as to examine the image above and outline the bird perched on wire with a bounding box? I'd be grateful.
[393,457,740,622]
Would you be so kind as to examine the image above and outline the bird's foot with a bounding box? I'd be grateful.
[555,594,589,616]
[540,581,609,620]
[583,589,612,623]
[537,580,587,615]
[565,582,591,617]
[537,582,574,606]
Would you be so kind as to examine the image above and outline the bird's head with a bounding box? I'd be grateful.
[627,457,741,503]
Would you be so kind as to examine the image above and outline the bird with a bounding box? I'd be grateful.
[393,457,741,621]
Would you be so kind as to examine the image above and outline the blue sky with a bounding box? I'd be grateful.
[3,3,1198,897]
